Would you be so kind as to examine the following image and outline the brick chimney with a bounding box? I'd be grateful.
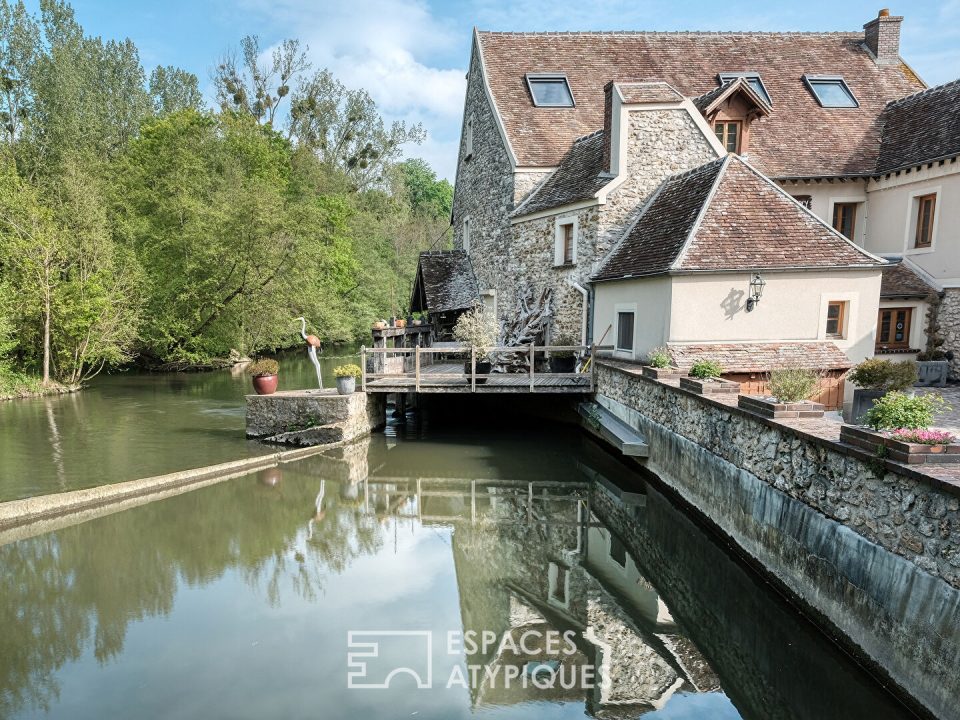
[863,8,903,65]
[602,81,615,173]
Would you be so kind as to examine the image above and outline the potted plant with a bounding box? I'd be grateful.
[641,346,682,379]
[395,317,407,329]
[333,364,362,395]
[453,304,498,383]
[549,334,578,373]
[845,358,917,424]
[916,294,950,386]
[372,320,387,330]
[679,359,740,395]
[840,392,958,463]
[247,358,279,395]
[739,366,825,418]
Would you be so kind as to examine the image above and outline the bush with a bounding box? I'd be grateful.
[767,367,820,403]
[847,358,917,391]
[247,358,279,377]
[551,334,577,359]
[647,346,672,369]
[689,359,723,379]
[333,363,362,379]
[864,391,948,430]
[453,304,499,360]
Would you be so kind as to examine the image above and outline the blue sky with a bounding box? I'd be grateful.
[49,0,960,180]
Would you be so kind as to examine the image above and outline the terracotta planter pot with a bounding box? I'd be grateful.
[252,374,278,395]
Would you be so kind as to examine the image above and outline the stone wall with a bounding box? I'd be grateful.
[451,39,516,304]
[593,360,960,718]
[598,108,718,246]
[245,390,385,446]
[938,287,960,379]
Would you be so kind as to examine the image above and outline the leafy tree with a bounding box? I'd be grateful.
[396,157,452,219]
[149,65,202,116]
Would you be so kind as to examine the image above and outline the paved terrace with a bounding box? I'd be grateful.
[600,360,960,495]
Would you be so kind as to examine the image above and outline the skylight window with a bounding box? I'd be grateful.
[804,75,859,108]
[526,74,575,108]
[718,72,771,105]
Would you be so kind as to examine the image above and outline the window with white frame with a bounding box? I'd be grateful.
[912,192,937,249]
[554,217,577,266]
[464,115,474,159]
[462,216,471,253]
[526,74,575,107]
[803,75,858,108]
[616,311,635,352]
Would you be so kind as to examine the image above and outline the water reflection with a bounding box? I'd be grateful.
[0,432,914,720]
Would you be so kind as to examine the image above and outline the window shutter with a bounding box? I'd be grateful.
[554,224,564,266]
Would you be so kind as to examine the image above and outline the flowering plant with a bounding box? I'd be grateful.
[889,428,955,445]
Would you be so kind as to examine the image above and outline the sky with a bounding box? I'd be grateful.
[47,0,960,180]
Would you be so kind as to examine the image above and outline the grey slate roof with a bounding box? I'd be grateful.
[410,251,479,313]
[876,79,960,172]
[880,260,937,298]
[594,155,884,282]
[511,131,609,218]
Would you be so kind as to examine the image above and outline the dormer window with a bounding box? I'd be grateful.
[526,74,574,107]
[718,72,771,105]
[804,75,859,108]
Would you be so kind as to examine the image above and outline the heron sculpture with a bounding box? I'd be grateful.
[295,317,323,389]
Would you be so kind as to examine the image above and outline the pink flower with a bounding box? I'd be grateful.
[890,428,955,445]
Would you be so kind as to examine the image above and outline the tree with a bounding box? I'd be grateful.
[149,65,202,116]
[396,158,452,219]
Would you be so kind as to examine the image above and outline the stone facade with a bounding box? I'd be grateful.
[938,288,960,379]
[592,360,960,720]
[245,390,385,445]
[451,38,517,303]
[598,108,718,246]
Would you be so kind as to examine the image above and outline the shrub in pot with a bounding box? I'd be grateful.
[647,346,672,369]
[846,359,918,423]
[247,358,279,395]
[333,364,362,395]
[453,304,498,383]
[864,391,947,430]
[767,367,821,403]
[689,359,723,380]
[550,335,578,373]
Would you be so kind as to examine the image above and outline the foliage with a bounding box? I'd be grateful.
[917,292,948,361]
[396,158,452,219]
[864,391,948,430]
[689,359,723,379]
[551,334,577,359]
[766,367,821,403]
[847,358,918,391]
[246,358,278,376]
[453,305,499,360]
[889,428,955,445]
[333,363,361,379]
[646,346,672,369]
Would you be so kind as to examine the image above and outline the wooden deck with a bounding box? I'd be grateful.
[361,345,595,394]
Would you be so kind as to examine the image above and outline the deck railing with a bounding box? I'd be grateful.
[360,344,595,392]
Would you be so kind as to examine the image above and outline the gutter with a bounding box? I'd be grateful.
[568,280,589,346]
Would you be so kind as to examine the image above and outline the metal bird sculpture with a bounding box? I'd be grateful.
[295,317,323,389]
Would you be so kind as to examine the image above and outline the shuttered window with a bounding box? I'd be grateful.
[915,194,936,248]
[616,312,635,352]
[876,308,912,349]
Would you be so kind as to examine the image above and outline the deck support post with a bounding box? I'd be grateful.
[471,346,476,393]
[529,344,535,392]
[415,346,421,393]
[361,345,367,391]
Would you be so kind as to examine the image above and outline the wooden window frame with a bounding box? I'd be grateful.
[714,120,741,153]
[616,311,635,352]
[825,301,846,339]
[876,307,913,350]
[562,223,574,265]
[914,193,936,248]
[832,202,857,240]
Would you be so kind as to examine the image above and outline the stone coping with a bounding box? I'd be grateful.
[597,359,960,498]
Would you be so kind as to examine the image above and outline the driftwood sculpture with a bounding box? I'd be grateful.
[490,285,553,371]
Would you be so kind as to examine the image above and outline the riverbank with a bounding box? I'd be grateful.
[0,375,80,402]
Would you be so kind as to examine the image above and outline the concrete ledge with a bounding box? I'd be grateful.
[246,389,385,445]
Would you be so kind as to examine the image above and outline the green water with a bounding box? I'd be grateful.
[0,347,358,501]
[0,426,915,720]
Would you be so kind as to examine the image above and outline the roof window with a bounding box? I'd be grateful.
[526,74,575,107]
[718,72,771,105]
[803,75,859,108]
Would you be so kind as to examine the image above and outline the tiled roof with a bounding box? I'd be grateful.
[476,31,924,176]
[594,156,883,281]
[511,131,608,217]
[669,342,853,373]
[880,260,937,298]
[410,251,479,313]
[618,81,683,104]
[876,79,960,173]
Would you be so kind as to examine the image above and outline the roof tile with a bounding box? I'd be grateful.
[669,342,853,372]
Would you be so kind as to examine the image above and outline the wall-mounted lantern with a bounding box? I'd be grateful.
[745,272,766,312]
